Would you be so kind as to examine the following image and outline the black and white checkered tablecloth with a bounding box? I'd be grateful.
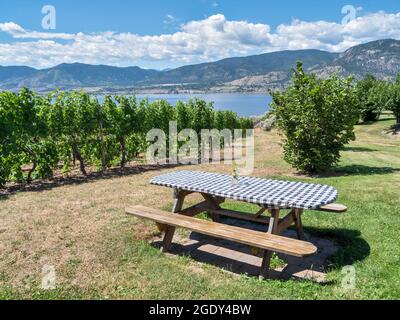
[150,170,338,210]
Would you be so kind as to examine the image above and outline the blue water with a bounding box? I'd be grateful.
[134,93,271,117]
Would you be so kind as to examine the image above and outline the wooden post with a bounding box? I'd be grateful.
[260,209,280,279]
[160,189,185,252]
[201,193,222,222]
[161,226,176,253]
[292,209,305,240]
[172,189,186,213]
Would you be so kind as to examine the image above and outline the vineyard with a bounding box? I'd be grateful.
[0,89,253,187]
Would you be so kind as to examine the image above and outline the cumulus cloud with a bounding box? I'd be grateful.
[0,11,399,69]
[0,22,75,40]
[271,11,400,52]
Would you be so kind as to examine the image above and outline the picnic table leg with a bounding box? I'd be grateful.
[161,226,176,253]
[172,189,186,213]
[160,189,185,253]
[201,193,222,223]
[260,209,280,280]
[292,209,305,240]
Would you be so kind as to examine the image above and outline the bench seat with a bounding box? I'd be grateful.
[318,203,347,213]
[126,205,317,277]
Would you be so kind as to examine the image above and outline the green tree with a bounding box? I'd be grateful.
[387,75,400,131]
[53,91,97,175]
[22,91,58,181]
[356,74,384,122]
[103,95,138,167]
[176,100,192,131]
[13,89,58,182]
[239,117,254,130]
[0,91,20,186]
[270,62,359,173]
[188,99,214,133]
[221,111,240,131]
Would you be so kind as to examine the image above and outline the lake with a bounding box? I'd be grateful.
[134,93,272,117]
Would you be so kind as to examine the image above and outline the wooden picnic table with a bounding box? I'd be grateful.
[151,170,341,233]
[141,170,346,278]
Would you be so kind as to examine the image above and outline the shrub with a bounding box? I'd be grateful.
[386,74,400,131]
[103,95,138,167]
[270,62,359,173]
[239,117,254,130]
[356,74,385,122]
[0,91,19,185]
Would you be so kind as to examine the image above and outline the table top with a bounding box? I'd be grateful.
[150,170,338,210]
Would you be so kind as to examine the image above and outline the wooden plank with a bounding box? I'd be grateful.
[160,189,186,252]
[173,190,194,198]
[126,206,317,257]
[179,201,210,217]
[277,210,295,234]
[156,222,167,233]
[172,189,186,213]
[201,193,220,210]
[318,203,347,213]
[161,226,176,253]
[292,209,305,240]
[267,209,280,234]
[157,189,187,233]
[206,208,271,225]
[201,193,222,222]
[179,198,225,217]
[260,209,280,279]
[255,207,267,218]
[260,250,273,279]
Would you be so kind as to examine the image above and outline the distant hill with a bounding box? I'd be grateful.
[0,63,159,92]
[143,49,338,87]
[1,39,399,93]
[335,39,400,79]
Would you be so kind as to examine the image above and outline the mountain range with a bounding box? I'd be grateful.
[0,39,399,93]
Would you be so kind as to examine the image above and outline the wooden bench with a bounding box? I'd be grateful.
[126,205,318,279]
[318,203,348,213]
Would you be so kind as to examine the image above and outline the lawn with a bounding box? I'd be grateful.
[0,116,399,300]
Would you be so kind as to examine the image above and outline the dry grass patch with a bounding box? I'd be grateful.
[0,129,293,295]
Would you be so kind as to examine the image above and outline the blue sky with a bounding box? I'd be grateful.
[1,0,398,34]
[0,0,399,69]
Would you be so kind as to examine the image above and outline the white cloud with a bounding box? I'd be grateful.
[0,22,75,40]
[163,14,178,26]
[0,11,399,69]
[0,22,25,34]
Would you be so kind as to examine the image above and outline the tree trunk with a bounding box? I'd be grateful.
[72,144,87,175]
[27,158,37,183]
[99,117,106,171]
[396,115,400,131]
[23,147,37,183]
[120,138,127,168]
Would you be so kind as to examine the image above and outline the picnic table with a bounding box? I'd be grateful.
[150,170,341,237]
[127,170,346,278]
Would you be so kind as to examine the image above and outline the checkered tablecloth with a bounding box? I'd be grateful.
[150,170,338,210]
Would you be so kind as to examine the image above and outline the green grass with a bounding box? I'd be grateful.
[1,117,400,300]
